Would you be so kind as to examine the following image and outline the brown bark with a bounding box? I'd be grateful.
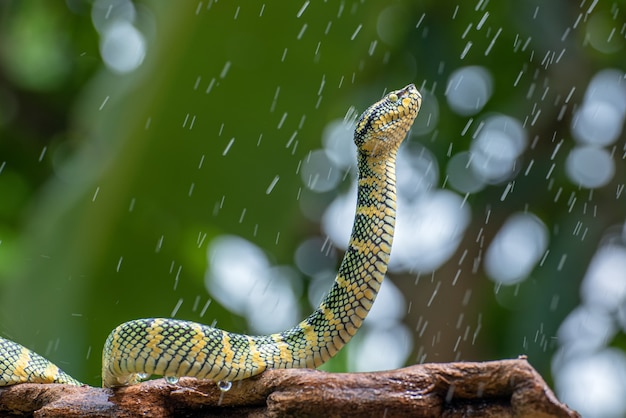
[0,357,578,418]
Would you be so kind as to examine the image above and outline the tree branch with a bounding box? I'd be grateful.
[0,357,578,417]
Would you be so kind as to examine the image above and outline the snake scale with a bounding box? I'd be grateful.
[0,84,421,388]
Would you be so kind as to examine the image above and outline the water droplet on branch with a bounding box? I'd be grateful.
[217,380,232,392]
[165,376,179,385]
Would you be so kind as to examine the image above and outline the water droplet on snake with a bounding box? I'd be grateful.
[165,376,179,385]
[137,373,149,380]
[217,380,232,392]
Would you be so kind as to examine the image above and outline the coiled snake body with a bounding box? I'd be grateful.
[0,84,421,387]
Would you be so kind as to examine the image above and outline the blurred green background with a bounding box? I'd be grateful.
[0,1,624,404]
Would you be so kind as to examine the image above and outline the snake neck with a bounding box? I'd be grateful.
[265,148,398,369]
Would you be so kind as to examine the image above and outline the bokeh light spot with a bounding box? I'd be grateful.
[445,66,493,116]
[565,146,615,189]
[485,212,548,285]
[100,21,146,74]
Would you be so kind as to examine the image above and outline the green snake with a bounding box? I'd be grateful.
[0,84,421,388]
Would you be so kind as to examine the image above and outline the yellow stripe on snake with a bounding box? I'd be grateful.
[0,84,421,388]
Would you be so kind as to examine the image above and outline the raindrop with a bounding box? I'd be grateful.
[217,380,232,392]
[277,112,288,129]
[199,299,211,317]
[38,146,47,162]
[165,376,179,385]
[476,11,489,30]
[484,28,502,56]
[137,373,149,380]
[296,0,310,18]
[219,61,231,79]
[266,175,280,194]
[460,41,472,60]
[350,24,362,41]
[99,96,109,110]
[222,137,235,156]
[297,23,307,40]
[170,298,183,317]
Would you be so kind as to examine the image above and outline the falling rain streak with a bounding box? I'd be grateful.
[98,96,109,110]
[277,112,288,129]
[460,41,472,59]
[266,175,280,194]
[297,23,307,40]
[350,24,362,40]
[219,61,231,78]
[296,0,309,18]
[484,28,501,55]
[222,138,235,156]
[38,146,47,162]
[170,298,184,317]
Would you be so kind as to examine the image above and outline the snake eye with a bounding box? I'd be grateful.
[388,93,398,103]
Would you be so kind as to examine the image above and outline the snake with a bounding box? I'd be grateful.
[0,84,421,388]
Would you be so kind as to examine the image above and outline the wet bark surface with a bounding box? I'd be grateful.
[0,357,579,418]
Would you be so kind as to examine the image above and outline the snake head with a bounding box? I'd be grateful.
[354,84,422,157]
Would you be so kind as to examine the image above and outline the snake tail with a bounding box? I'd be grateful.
[101,84,421,387]
[0,336,82,385]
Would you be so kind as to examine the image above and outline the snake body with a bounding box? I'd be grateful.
[0,84,421,388]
